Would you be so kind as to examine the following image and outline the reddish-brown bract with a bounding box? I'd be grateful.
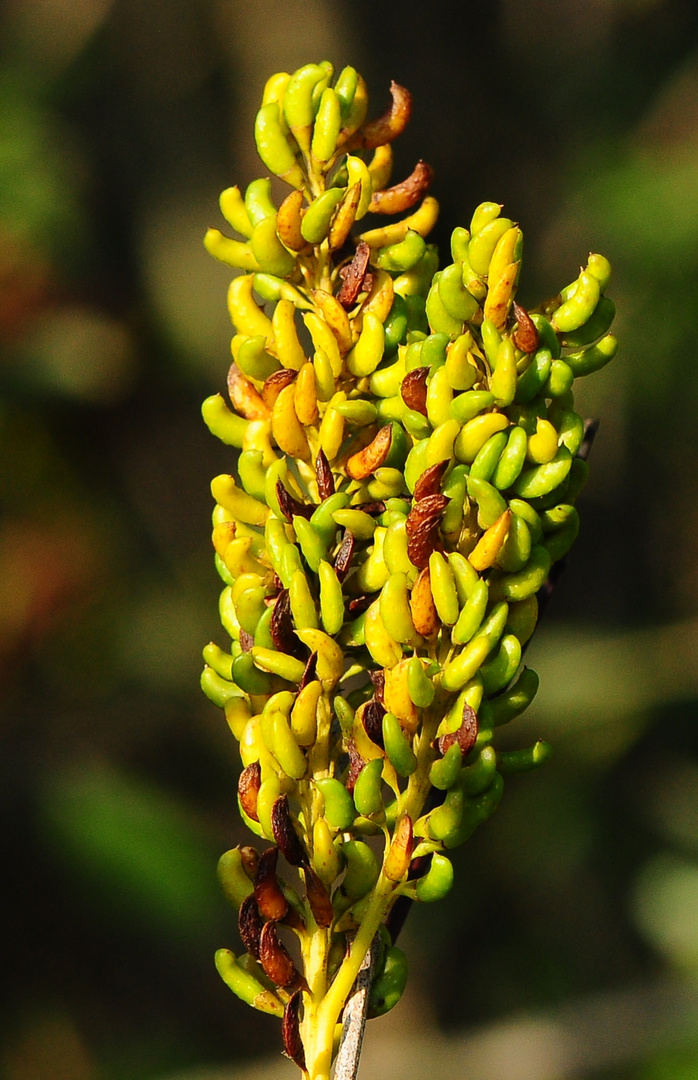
[405,494,448,568]
[271,794,307,867]
[262,368,296,410]
[400,366,429,416]
[333,530,355,581]
[282,992,306,1070]
[369,159,434,215]
[413,460,449,501]
[259,921,299,987]
[304,867,334,928]
[347,81,413,150]
[254,847,289,921]
[271,589,306,659]
[228,363,270,420]
[238,761,262,821]
[346,424,393,479]
[512,302,539,354]
[276,479,312,521]
[410,567,439,636]
[315,449,335,499]
[336,240,371,310]
[238,893,263,959]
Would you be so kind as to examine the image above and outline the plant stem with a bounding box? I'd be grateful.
[305,876,394,1080]
[332,935,378,1080]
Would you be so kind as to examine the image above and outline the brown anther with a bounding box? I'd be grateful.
[333,530,355,581]
[238,761,262,822]
[282,991,306,1071]
[299,651,318,691]
[304,866,334,928]
[438,703,478,758]
[315,449,335,500]
[400,366,429,416]
[254,846,288,921]
[362,697,386,748]
[413,460,450,501]
[227,363,270,420]
[369,159,434,215]
[262,368,296,411]
[346,81,413,151]
[271,794,307,868]
[239,629,254,653]
[336,240,371,310]
[259,921,298,988]
[276,480,312,522]
[512,302,539,354]
[238,893,263,959]
[346,424,393,480]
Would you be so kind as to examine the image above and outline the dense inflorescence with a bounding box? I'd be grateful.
[200,61,618,1080]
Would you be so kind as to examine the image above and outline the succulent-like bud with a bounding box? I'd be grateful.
[202,60,617,1079]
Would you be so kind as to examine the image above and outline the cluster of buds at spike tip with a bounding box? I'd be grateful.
[200,61,618,1080]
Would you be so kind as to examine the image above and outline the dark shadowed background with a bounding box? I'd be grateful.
[3,2,698,1078]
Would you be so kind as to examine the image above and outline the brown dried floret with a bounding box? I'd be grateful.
[238,761,262,822]
[282,991,306,1071]
[271,590,306,659]
[238,893,263,959]
[299,651,318,691]
[303,866,333,928]
[277,190,310,254]
[239,845,260,880]
[413,460,449,502]
[344,740,365,793]
[228,363,270,420]
[347,594,375,616]
[315,449,335,500]
[512,302,539,354]
[333,530,355,581]
[369,669,385,702]
[336,240,371,310]
[346,81,413,151]
[438,703,479,758]
[276,479,313,521]
[400,366,429,416]
[362,697,386,748]
[262,368,296,411]
[405,493,449,569]
[271,794,307,868]
[346,424,392,480]
[254,846,288,921]
[259,921,299,987]
[353,500,386,516]
[369,159,434,215]
[383,813,414,882]
[410,567,440,636]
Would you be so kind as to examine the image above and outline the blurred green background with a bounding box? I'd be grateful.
[2,1,698,1078]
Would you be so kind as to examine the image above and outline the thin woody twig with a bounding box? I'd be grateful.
[333,936,379,1080]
